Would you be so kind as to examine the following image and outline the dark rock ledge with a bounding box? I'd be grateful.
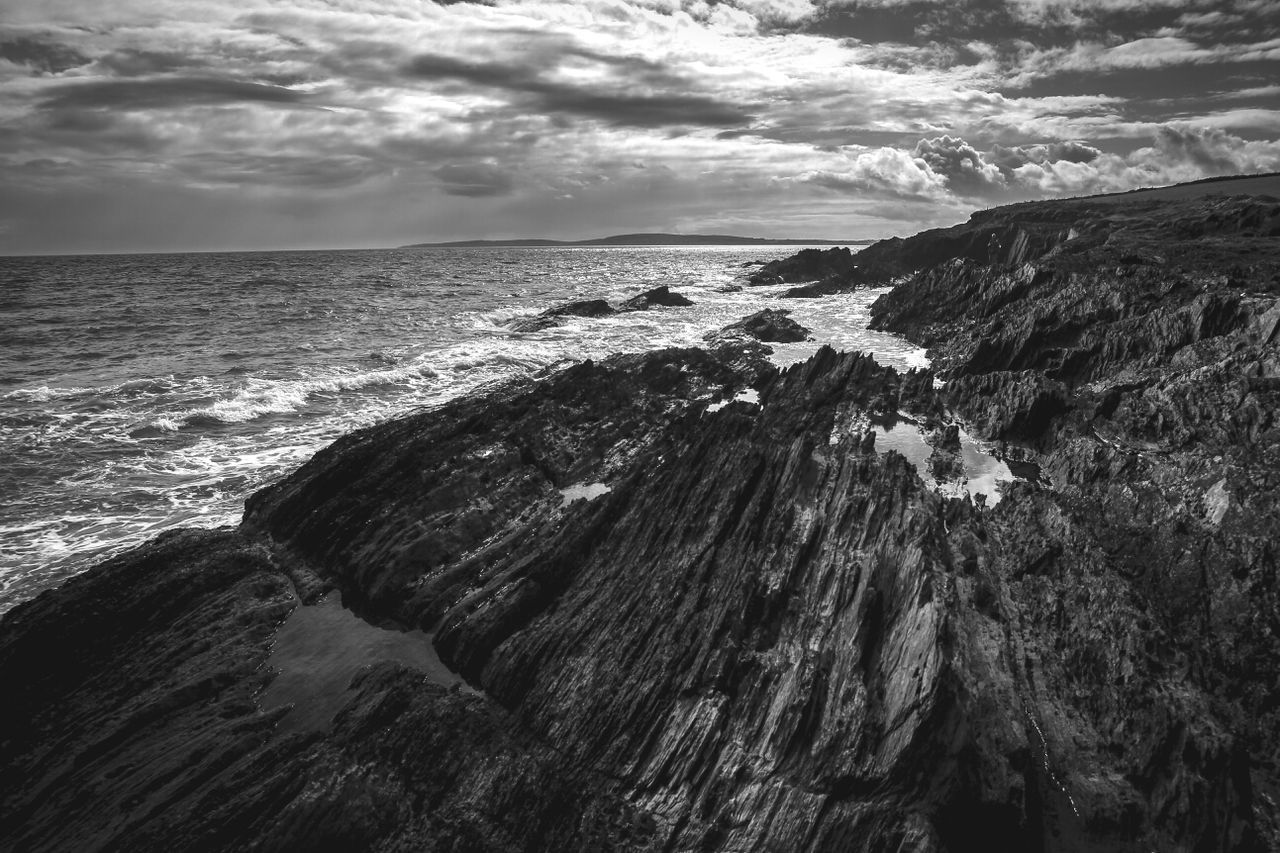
[4,185,1280,852]
[509,286,694,332]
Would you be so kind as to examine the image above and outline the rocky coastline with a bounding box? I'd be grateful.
[3,182,1279,852]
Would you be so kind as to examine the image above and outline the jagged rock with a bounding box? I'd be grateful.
[619,286,694,311]
[704,308,812,344]
[4,183,1279,853]
[0,532,652,852]
[760,189,1280,299]
[870,191,1280,851]
[509,298,616,332]
[748,246,856,285]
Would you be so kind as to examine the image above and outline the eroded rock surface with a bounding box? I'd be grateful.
[509,287,695,331]
[508,298,617,332]
[619,285,695,311]
[3,184,1279,853]
[703,307,812,344]
[868,190,1280,852]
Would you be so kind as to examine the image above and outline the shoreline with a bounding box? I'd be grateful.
[3,181,1279,851]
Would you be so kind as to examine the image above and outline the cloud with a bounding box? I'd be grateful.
[987,139,1100,172]
[1,0,1278,253]
[789,124,1280,205]
[0,37,90,74]
[404,50,757,129]
[790,146,947,199]
[913,135,1004,192]
[1011,124,1280,196]
[35,77,309,111]
[433,162,515,196]
[1147,123,1280,173]
[1009,35,1280,84]
[94,49,206,77]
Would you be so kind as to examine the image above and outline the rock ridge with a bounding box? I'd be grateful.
[3,186,1280,851]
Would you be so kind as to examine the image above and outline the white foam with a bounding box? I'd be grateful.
[153,363,440,429]
[2,384,93,402]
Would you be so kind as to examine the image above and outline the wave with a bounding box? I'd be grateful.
[149,362,441,430]
[3,375,187,403]
[2,384,95,403]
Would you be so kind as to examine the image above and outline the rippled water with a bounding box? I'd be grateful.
[0,246,928,613]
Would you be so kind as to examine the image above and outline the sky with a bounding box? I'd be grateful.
[1,0,1279,254]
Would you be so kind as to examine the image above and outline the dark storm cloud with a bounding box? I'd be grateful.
[988,139,1100,173]
[36,77,309,112]
[0,37,90,74]
[405,52,756,128]
[95,49,206,77]
[796,0,1078,49]
[1150,123,1256,172]
[798,0,1242,48]
[176,152,386,189]
[433,162,515,197]
[913,135,1003,192]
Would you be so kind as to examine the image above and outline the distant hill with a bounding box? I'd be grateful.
[400,233,872,248]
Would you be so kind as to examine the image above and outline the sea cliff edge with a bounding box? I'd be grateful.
[3,181,1279,852]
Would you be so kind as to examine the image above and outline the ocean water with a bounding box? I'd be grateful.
[0,246,929,614]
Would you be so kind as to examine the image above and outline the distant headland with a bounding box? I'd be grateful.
[400,233,873,248]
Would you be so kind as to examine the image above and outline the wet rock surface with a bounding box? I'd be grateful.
[619,285,694,311]
[747,246,856,285]
[4,185,1280,852]
[510,287,695,331]
[703,307,813,343]
[508,298,618,332]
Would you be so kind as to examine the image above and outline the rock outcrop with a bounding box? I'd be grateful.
[508,298,617,332]
[619,285,695,311]
[703,307,812,343]
[771,178,1280,298]
[3,183,1279,852]
[748,246,857,285]
[509,287,695,331]
[867,190,1280,851]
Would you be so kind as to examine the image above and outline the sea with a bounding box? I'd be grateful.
[0,246,930,615]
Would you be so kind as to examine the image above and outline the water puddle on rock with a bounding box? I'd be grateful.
[560,482,612,507]
[261,591,474,734]
[706,387,761,413]
[871,419,1034,505]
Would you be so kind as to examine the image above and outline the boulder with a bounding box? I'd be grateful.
[509,298,616,332]
[705,308,812,344]
[747,246,856,285]
[619,286,694,311]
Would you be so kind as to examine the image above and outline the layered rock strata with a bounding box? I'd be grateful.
[866,190,1280,852]
[3,186,1279,852]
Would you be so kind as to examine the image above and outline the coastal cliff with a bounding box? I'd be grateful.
[2,182,1278,852]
